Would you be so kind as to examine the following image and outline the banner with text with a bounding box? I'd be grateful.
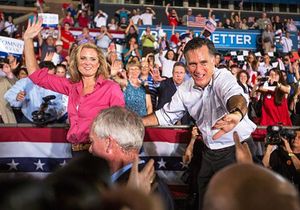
[138,26,298,51]
[0,36,24,58]
[38,13,59,27]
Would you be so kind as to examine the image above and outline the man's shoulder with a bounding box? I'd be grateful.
[17,77,31,85]
[161,77,174,84]
[213,67,232,80]
[213,68,239,90]
[177,78,194,92]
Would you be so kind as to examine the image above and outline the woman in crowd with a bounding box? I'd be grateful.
[262,23,274,53]
[123,37,141,64]
[289,84,300,126]
[15,67,28,80]
[139,60,157,109]
[237,70,252,96]
[242,52,259,87]
[61,11,75,26]
[55,64,67,78]
[115,61,152,117]
[258,68,292,126]
[0,63,16,123]
[159,49,177,78]
[107,17,118,30]
[125,20,139,48]
[23,17,125,154]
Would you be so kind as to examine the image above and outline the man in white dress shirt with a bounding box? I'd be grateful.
[143,37,257,210]
[280,31,293,56]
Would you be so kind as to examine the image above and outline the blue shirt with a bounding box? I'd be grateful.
[124,81,147,117]
[4,78,66,122]
[111,160,145,183]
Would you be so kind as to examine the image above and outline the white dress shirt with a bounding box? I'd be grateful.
[155,68,257,149]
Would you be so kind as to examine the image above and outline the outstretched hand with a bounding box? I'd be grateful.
[150,67,165,83]
[212,113,241,140]
[23,16,43,40]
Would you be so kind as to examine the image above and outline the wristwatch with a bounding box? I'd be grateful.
[288,152,296,157]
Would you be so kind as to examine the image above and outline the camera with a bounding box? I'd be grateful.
[258,77,268,83]
[257,76,268,86]
[32,95,56,126]
[266,125,296,145]
[0,57,9,69]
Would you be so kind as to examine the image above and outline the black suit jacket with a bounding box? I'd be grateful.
[156,78,192,124]
[156,77,177,110]
[115,162,174,210]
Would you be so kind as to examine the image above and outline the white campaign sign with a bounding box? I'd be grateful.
[0,36,24,56]
[38,13,59,27]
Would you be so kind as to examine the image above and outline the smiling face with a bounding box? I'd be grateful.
[141,61,149,75]
[128,65,141,79]
[185,45,215,88]
[269,70,280,82]
[239,72,248,84]
[77,48,100,78]
[167,50,175,60]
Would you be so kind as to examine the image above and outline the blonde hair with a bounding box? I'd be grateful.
[69,43,109,83]
[126,61,141,71]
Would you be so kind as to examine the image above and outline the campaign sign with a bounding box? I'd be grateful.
[204,18,217,34]
[0,36,24,58]
[138,26,261,50]
[208,30,260,50]
[38,13,59,27]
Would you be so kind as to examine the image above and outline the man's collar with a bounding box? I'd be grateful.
[111,159,145,182]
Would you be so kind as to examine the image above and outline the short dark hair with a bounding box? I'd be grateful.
[173,62,187,73]
[39,61,56,70]
[183,37,217,57]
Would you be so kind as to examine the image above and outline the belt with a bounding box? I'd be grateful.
[206,138,250,152]
[71,143,91,152]
[206,144,236,152]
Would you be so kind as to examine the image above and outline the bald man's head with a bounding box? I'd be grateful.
[203,164,300,210]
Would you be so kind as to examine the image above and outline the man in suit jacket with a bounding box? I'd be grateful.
[157,62,186,109]
[89,106,174,210]
[157,62,191,124]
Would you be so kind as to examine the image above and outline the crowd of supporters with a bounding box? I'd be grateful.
[2,2,300,210]
[0,2,299,127]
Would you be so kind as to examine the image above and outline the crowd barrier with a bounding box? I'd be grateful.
[0,124,298,196]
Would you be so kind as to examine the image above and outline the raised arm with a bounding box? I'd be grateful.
[23,17,43,75]
[165,4,170,16]
[150,8,156,16]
